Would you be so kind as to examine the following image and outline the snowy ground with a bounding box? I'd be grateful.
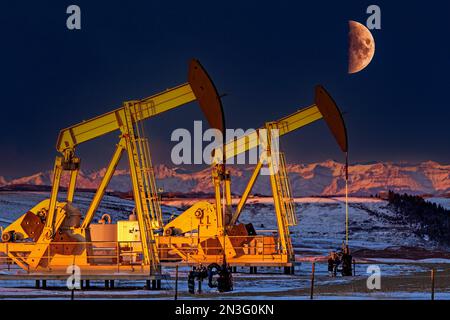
[0,192,449,300]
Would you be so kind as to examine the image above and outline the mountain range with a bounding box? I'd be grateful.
[0,160,449,197]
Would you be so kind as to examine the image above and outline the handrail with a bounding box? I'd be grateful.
[0,235,286,270]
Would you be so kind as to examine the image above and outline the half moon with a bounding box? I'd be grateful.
[348,20,375,74]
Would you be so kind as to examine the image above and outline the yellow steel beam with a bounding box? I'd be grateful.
[213,167,224,230]
[44,157,64,238]
[56,83,195,153]
[80,138,126,229]
[66,158,80,202]
[230,160,263,225]
[224,173,232,224]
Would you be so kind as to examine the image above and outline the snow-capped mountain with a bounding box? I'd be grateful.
[0,161,449,196]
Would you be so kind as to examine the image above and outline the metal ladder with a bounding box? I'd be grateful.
[123,102,160,273]
[272,151,295,257]
[276,152,297,226]
[130,103,163,229]
[266,123,296,259]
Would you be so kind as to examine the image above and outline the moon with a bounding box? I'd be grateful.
[348,20,375,74]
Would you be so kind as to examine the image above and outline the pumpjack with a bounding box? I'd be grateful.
[0,59,348,276]
[161,85,348,271]
[0,59,224,273]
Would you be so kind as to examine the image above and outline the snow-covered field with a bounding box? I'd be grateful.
[239,197,433,253]
[0,192,449,300]
[0,192,438,253]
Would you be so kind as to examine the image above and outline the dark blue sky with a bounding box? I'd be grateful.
[0,1,449,177]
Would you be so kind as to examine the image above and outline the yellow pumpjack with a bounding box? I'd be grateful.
[160,85,348,272]
[0,59,348,276]
[0,59,224,274]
